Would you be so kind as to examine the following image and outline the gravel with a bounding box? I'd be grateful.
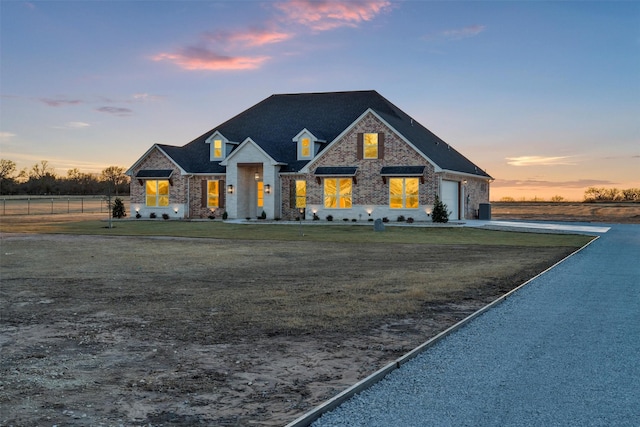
[312,224,640,427]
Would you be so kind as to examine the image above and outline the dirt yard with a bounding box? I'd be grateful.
[0,225,586,427]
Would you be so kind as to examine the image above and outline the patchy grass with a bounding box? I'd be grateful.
[0,214,593,247]
[0,214,595,425]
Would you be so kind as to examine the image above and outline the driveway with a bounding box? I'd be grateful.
[312,223,640,426]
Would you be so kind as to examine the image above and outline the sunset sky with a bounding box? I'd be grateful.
[1,0,638,201]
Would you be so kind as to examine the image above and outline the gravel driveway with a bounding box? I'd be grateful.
[312,223,640,426]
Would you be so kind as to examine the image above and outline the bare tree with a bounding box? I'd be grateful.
[101,166,128,195]
[30,160,55,180]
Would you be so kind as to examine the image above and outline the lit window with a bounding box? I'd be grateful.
[207,180,219,207]
[389,178,419,209]
[301,138,310,157]
[213,139,223,158]
[257,182,264,208]
[324,178,352,209]
[146,180,169,207]
[295,180,306,208]
[364,133,378,159]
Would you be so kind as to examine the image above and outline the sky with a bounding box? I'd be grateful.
[1,0,638,201]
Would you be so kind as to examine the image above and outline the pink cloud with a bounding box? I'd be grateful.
[274,0,392,31]
[204,28,293,48]
[152,47,269,71]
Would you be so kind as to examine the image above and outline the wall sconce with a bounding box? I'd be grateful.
[174,207,179,214]
[425,209,432,216]
[227,184,234,194]
[463,179,468,185]
[254,172,260,181]
[135,207,140,213]
[264,184,271,194]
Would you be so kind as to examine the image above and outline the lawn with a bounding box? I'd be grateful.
[0,215,593,426]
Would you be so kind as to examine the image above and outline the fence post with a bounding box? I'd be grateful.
[27,198,30,215]
[51,198,54,214]
[81,197,84,213]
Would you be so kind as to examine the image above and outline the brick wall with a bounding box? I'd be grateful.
[283,112,440,221]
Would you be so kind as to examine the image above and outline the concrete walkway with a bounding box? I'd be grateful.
[312,224,640,426]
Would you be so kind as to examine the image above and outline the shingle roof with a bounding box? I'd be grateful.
[159,90,491,178]
[135,169,173,179]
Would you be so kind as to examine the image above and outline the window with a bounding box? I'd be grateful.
[295,180,306,208]
[301,138,310,157]
[364,133,378,159]
[146,180,169,207]
[207,180,219,207]
[257,181,264,208]
[213,139,223,158]
[324,178,352,208]
[389,178,419,209]
[357,132,384,159]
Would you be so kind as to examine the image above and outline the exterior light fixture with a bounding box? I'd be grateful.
[463,179,468,185]
[264,184,271,194]
[227,184,234,194]
[426,208,432,216]
[174,207,179,214]
[254,172,260,181]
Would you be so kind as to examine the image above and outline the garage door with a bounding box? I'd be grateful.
[441,180,459,220]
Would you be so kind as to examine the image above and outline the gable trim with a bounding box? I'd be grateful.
[125,144,187,176]
[300,109,441,174]
[220,137,283,166]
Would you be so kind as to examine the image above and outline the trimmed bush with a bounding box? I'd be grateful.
[432,195,449,223]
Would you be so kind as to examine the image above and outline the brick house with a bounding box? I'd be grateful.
[126,90,492,221]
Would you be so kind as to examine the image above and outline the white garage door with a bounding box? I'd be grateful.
[441,180,460,220]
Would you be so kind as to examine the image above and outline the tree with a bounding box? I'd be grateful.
[0,159,17,194]
[27,160,57,194]
[101,166,128,195]
[30,160,55,180]
[112,197,126,218]
[431,195,449,223]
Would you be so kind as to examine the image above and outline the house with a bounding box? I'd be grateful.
[126,90,492,221]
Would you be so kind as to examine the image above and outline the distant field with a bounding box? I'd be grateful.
[491,202,640,224]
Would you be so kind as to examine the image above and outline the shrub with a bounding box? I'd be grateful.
[382,217,389,223]
[343,218,349,222]
[222,211,228,220]
[368,218,374,222]
[162,213,170,220]
[150,212,157,219]
[135,212,141,219]
[351,218,357,222]
[111,198,126,219]
[432,195,449,223]
[326,215,333,221]
[259,210,267,220]
[397,215,405,222]
[407,217,414,223]
[313,213,320,221]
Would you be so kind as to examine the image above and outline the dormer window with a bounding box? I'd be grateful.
[301,138,311,157]
[293,129,324,161]
[206,132,233,161]
[213,139,223,158]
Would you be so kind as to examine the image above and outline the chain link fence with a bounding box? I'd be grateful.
[0,196,130,216]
